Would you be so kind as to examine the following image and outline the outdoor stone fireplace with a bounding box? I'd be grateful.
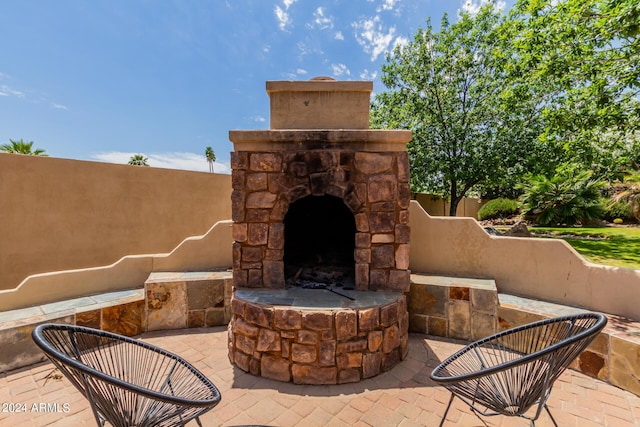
[227,78,413,384]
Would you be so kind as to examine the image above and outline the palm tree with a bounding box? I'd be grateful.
[0,139,48,156]
[613,173,640,221]
[205,146,216,173]
[128,154,149,167]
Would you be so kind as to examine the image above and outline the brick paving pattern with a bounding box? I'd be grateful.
[1,327,639,426]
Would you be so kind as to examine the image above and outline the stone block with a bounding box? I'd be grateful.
[358,307,380,331]
[187,280,224,310]
[380,302,399,327]
[371,233,394,244]
[231,190,245,222]
[250,153,282,172]
[242,246,262,262]
[497,307,545,331]
[395,244,410,270]
[337,339,367,354]
[428,317,448,337]
[244,303,273,328]
[609,336,640,395]
[354,152,393,174]
[368,330,383,352]
[470,312,496,341]
[319,341,336,365]
[362,352,381,378]
[372,245,395,268]
[257,328,282,352]
[388,270,410,292]
[368,175,397,203]
[247,172,268,191]
[470,289,498,313]
[310,172,329,195]
[146,281,187,331]
[449,287,470,301]
[232,169,245,189]
[246,208,270,223]
[232,223,248,242]
[76,309,100,329]
[233,350,251,372]
[355,213,369,232]
[297,330,318,345]
[577,350,607,380]
[336,310,357,340]
[369,212,395,233]
[355,248,371,264]
[355,264,369,291]
[292,343,316,363]
[206,309,225,326]
[263,261,285,287]
[292,365,337,385]
[395,224,410,243]
[339,369,361,384]
[248,223,269,245]
[369,270,388,290]
[248,269,263,287]
[188,310,205,328]
[246,191,277,208]
[231,297,246,315]
[274,308,302,330]
[448,300,471,340]
[382,325,400,354]
[302,311,333,330]
[408,283,447,317]
[355,232,371,248]
[337,352,363,369]
[268,223,285,249]
[236,334,256,355]
[231,151,248,169]
[409,314,427,334]
[381,348,401,372]
[261,355,291,382]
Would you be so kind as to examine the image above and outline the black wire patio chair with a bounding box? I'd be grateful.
[32,323,221,427]
[430,312,607,427]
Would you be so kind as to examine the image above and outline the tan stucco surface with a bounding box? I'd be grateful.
[0,153,231,292]
[409,201,640,321]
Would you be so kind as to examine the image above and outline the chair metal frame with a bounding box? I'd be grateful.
[430,312,607,427]
[32,323,221,427]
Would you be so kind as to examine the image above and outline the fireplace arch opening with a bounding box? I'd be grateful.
[283,194,356,289]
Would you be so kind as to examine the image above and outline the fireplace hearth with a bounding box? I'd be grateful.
[227,78,412,384]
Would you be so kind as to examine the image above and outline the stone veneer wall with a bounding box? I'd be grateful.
[228,294,409,385]
[231,149,411,291]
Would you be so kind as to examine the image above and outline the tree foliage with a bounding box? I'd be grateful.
[372,3,543,215]
[508,0,640,180]
[128,154,149,167]
[205,146,216,173]
[0,139,48,156]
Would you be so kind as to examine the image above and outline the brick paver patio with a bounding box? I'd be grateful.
[1,326,638,426]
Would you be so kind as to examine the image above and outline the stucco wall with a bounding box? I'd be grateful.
[414,193,486,218]
[0,153,232,291]
[409,201,640,321]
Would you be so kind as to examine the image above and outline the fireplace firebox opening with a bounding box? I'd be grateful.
[283,195,356,290]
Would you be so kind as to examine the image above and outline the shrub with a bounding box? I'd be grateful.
[518,164,605,226]
[604,200,635,223]
[613,218,623,224]
[478,198,520,220]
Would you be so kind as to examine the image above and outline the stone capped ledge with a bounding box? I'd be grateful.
[228,291,409,384]
[498,293,640,398]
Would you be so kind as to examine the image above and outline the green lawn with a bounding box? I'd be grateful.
[528,226,640,270]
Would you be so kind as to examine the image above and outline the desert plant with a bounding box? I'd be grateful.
[519,164,605,226]
[477,198,520,221]
[604,200,635,223]
[612,173,640,221]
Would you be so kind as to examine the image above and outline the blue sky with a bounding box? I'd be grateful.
[1,0,510,173]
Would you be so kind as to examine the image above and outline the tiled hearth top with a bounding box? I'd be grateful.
[234,288,403,309]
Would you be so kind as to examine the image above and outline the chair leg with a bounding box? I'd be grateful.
[544,404,558,427]
[439,393,455,427]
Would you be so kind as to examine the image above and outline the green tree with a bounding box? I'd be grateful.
[519,164,606,226]
[372,3,543,215]
[0,139,48,156]
[205,146,216,173]
[128,154,149,167]
[508,0,640,181]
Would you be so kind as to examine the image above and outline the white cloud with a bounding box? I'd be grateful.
[0,84,24,98]
[91,151,231,174]
[352,16,401,61]
[274,5,292,31]
[283,0,297,9]
[334,31,344,40]
[52,103,68,110]
[377,0,402,14]
[309,7,333,30]
[459,0,506,16]
[296,68,308,75]
[331,63,350,77]
[359,69,378,80]
[251,115,266,123]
